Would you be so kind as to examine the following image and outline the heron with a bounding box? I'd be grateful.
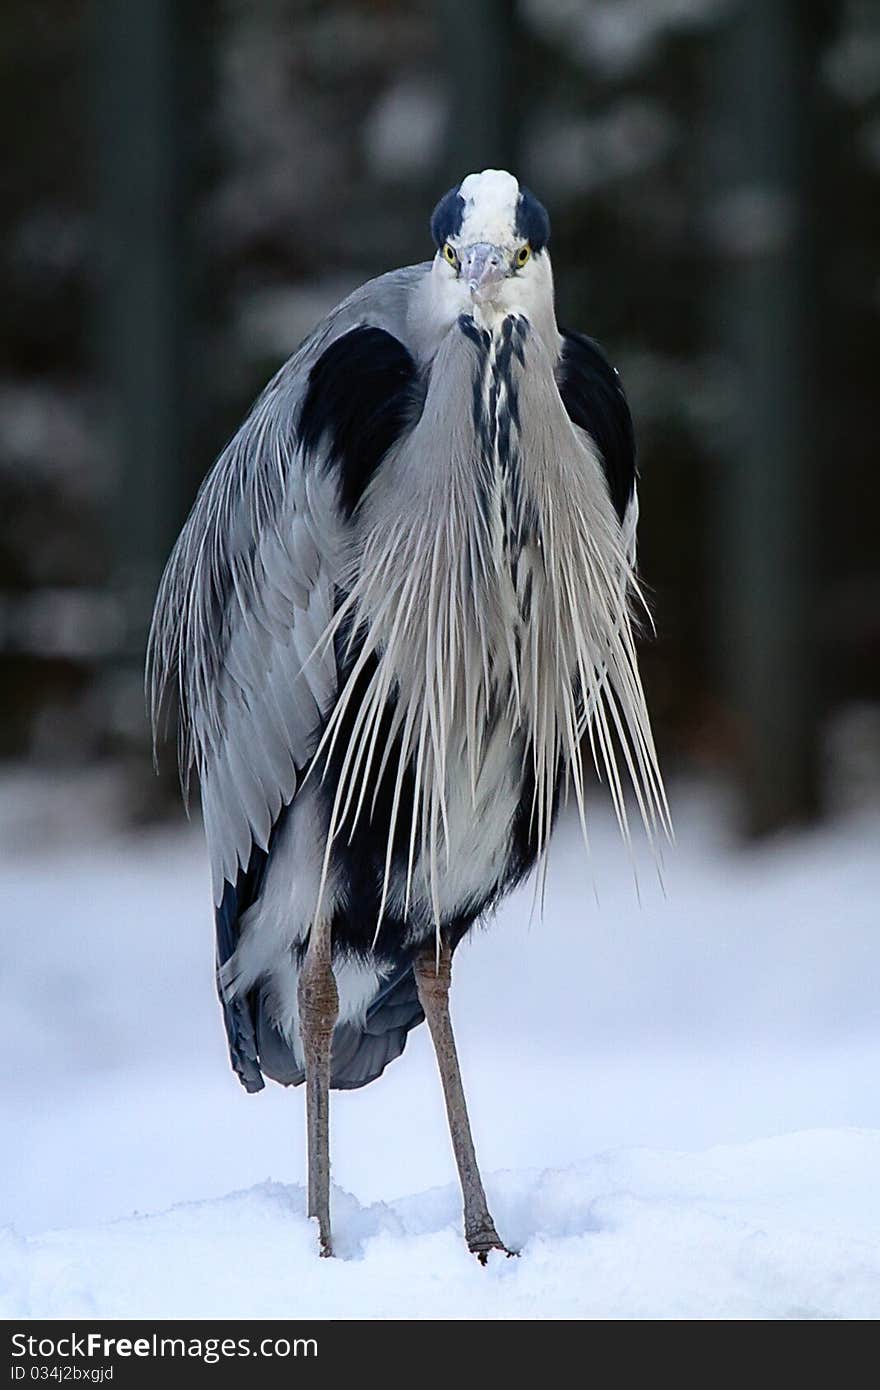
[148,169,668,1261]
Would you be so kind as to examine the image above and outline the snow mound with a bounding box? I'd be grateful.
[4,783,880,1318]
[4,1130,879,1320]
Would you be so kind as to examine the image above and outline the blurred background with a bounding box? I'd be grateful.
[2,0,878,840]
[0,0,873,834]
[2,1,880,1257]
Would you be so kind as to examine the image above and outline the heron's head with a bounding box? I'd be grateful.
[429,169,553,327]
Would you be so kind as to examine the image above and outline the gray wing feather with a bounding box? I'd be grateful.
[147,264,430,905]
[567,417,639,565]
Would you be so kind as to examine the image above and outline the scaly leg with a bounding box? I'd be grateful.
[413,936,513,1262]
[298,921,338,1257]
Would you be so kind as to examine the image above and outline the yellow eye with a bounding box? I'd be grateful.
[442,242,459,268]
[515,244,531,268]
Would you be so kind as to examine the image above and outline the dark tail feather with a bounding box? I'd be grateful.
[216,875,265,1093]
[329,964,424,1090]
[249,963,425,1092]
[217,837,426,1094]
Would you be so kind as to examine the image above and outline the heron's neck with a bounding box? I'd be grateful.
[407,265,561,365]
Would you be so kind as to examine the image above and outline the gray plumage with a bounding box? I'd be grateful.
[148,267,422,906]
[147,169,668,1257]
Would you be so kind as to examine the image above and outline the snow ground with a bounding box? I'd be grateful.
[2,776,879,1319]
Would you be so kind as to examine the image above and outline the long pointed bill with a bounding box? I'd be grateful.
[461,243,508,304]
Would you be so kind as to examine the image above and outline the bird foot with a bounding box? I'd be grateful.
[467,1230,518,1264]
[310,1212,333,1258]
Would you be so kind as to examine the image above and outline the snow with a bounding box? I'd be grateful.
[5,1132,880,1320]
[2,777,880,1319]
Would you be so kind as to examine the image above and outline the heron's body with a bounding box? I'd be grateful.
[149,171,667,1256]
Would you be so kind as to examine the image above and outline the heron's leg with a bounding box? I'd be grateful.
[413,936,512,1262]
[298,920,338,1257]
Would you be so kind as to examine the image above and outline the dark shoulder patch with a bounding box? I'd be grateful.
[299,326,424,517]
[515,187,551,252]
[556,330,636,525]
[430,186,465,247]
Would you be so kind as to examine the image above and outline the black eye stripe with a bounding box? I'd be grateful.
[514,188,550,252]
[431,187,465,248]
[430,181,550,253]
